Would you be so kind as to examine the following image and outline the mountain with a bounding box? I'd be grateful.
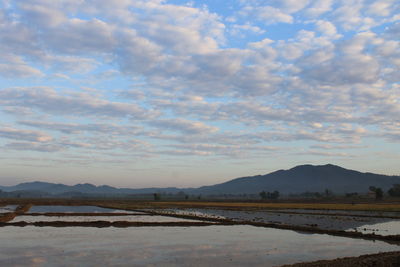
[1,164,399,196]
[192,164,400,195]
[0,181,184,195]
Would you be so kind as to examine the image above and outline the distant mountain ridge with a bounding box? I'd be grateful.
[0,181,184,195]
[191,164,400,195]
[1,164,399,196]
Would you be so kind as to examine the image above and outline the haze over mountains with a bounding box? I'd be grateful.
[1,164,399,197]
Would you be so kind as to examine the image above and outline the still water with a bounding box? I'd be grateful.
[0,205,17,213]
[12,215,204,223]
[28,205,132,213]
[0,225,398,266]
[348,221,400,236]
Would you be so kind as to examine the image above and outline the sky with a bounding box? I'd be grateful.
[0,0,399,188]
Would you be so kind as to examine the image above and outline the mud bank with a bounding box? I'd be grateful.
[282,251,400,267]
[0,221,226,228]
[24,212,150,216]
[0,213,16,222]
[0,204,31,222]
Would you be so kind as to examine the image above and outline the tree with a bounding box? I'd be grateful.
[324,189,333,197]
[375,188,383,200]
[270,190,280,200]
[153,193,161,201]
[369,186,377,192]
[260,190,279,200]
[369,186,383,200]
[388,184,400,197]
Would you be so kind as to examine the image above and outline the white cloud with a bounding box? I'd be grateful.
[150,119,218,135]
[0,87,158,119]
[305,0,333,17]
[256,6,294,24]
[0,126,52,142]
[315,20,340,38]
[4,142,63,152]
[367,0,396,16]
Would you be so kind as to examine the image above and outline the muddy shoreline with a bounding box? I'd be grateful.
[0,220,226,227]
[282,251,400,267]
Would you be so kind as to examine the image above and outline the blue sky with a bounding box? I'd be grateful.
[0,0,399,188]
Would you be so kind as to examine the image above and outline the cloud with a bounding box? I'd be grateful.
[0,126,52,142]
[18,121,141,135]
[150,119,218,135]
[367,0,396,16]
[251,6,294,24]
[18,2,66,28]
[315,20,340,38]
[4,142,63,152]
[0,87,158,119]
[0,54,43,78]
[304,0,333,17]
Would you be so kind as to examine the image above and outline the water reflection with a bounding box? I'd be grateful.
[171,208,400,233]
[0,205,17,213]
[28,205,130,213]
[12,215,204,223]
[348,221,400,236]
[0,225,398,266]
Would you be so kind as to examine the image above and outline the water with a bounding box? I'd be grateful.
[276,209,400,217]
[348,221,400,236]
[0,205,17,213]
[11,215,204,223]
[0,225,398,266]
[171,208,399,233]
[28,205,132,213]
[159,209,227,219]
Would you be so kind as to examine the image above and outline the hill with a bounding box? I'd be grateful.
[192,164,400,195]
[1,164,399,196]
[0,181,183,195]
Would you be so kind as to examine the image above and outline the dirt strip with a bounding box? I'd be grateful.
[0,213,17,223]
[280,251,400,267]
[15,204,32,214]
[0,221,227,228]
[250,209,400,219]
[0,204,32,222]
[24,212,151,216]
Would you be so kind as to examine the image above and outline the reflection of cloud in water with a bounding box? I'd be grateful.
[31,257,46,265]
[349,221,400,236]
[0,225,398,266]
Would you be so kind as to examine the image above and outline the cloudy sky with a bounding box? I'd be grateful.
[0,0,399,188]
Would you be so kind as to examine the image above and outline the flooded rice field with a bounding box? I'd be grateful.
[163,208,400,233]
[28,205,131,213]
[0,225,399,267]
[348,221,400,236]
[1,204,400,266]
[0,205,17,213]
[11,215,205,223]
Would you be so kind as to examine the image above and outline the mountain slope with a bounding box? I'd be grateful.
[0,181,184,195]
[192,164,400,194]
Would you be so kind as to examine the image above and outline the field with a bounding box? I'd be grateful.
[1,198,400,266]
